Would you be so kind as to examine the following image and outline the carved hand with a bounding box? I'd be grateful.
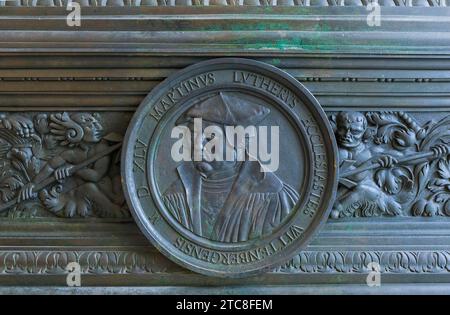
[18,183,36,202]
[377,155,398,168]
[54,165,74,181]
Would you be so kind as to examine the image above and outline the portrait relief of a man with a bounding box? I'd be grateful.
[162,92,299,243]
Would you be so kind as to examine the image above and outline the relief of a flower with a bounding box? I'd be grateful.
[437,158,450,187]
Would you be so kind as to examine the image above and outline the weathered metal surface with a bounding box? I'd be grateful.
[0,6,448,292]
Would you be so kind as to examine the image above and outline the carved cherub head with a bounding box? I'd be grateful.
[334,112,370,149]
[49,112,104,146]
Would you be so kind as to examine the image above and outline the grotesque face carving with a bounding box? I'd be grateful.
[335,112,367,149]
[72,113,103,143]
[0,174,22,202]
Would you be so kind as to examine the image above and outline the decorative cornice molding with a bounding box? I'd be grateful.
[278,251,450,273]
[0,250,181,274]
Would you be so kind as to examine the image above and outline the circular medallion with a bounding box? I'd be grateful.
[122,58,338,277]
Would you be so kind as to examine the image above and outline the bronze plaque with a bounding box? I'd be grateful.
[122,58,338,277]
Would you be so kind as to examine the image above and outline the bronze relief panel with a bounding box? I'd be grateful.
[122,58,338,277]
